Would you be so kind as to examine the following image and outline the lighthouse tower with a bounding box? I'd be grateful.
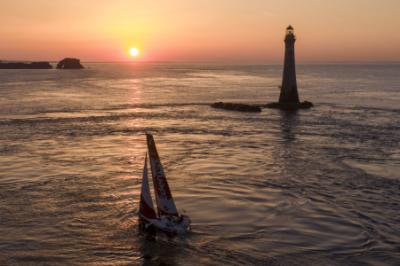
[279,25,300,104]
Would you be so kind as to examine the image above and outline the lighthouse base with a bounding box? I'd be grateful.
[265,101,313,111]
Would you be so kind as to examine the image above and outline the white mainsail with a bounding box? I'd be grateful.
[139,154,157,220]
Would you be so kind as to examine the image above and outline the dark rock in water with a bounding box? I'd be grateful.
[56,58,84,69]
[211,102,262,112]
[0,61,52,69]
[265,101,313,110]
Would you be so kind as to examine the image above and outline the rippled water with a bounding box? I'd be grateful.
[0,63,399,265]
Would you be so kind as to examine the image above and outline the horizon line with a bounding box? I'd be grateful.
[1,59,400,65]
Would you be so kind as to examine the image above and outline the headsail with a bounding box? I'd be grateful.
[146,133,179,217]
[139,154,157,220]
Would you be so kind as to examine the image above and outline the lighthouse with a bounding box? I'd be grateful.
[266,25,312,110]
[280,25,299,104]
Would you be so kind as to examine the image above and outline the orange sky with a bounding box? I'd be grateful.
[1,0,399,63]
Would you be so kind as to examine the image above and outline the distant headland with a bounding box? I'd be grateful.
[0,58,84,69]
[0,61,52,69]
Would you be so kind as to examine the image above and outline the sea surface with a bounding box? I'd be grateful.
[0,63,399,266]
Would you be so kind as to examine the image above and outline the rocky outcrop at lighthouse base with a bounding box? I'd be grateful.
[211,102,262,112]
[265,101,313,110]
[56,58,84,69]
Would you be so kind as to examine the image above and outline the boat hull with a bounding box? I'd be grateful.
[139,214,191,236]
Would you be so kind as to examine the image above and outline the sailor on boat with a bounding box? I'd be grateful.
[139,133,191,236]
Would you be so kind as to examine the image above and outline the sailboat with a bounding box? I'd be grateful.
[139,133,191,236]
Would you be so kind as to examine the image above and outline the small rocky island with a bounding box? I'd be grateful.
[56,58,84,69]
[0,61,52,69]
[211,102,262,112]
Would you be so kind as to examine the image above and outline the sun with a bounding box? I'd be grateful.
[129,47,140,57]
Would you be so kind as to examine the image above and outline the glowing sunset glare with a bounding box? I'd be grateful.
[129,48,139,58]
